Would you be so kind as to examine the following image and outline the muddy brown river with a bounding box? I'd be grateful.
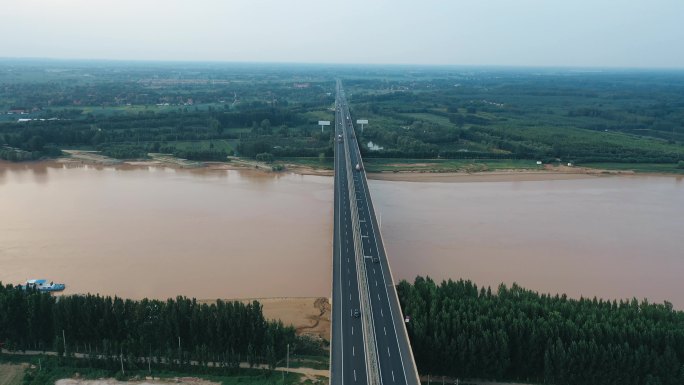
[1,162,683,307]
[0,162,333,299]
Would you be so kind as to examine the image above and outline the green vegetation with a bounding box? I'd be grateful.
[279,157,334,170]
[2,61,683,173]
[398,277,684,385]
[345,69,684,168]
[579,162,684,174]
[0,284,324,375]
[0,60,336,162]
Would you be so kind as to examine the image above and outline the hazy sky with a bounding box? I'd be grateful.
[2,0,683,68]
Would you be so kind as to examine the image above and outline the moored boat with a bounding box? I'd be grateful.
[21,279,66,292]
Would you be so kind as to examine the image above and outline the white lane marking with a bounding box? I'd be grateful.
[353,345,355,356]
[356,161,412,384]
[335,145,344,385]
[354,369,357,382]
[392,370,395,382]
[388,346,391,357]
[381,309,384,317]
[375,280,378,287]
[373,268,376,274]
[352,326,354,335]
[378,293,381,301]
[384,326,387,335]
[348,280,350,287]
[349,293,351,301]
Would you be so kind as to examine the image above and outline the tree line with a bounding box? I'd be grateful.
[0,103,337,162]
[0,284,307,371]
[347,72,684,164]
[397,277,684,385]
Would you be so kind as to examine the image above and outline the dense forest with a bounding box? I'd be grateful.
[2,61,683,167]
[347,69,684,164]
[0,283,323,372]
[397,277,684,385]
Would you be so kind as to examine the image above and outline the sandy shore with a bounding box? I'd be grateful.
[366,164,645,183]
[200,297,331,341]
[52,154,683,184]
[367,170,599,183]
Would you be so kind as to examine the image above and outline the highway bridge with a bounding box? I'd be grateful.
[330,81,421,385]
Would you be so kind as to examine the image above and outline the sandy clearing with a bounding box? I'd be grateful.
[0,364,26,385]
[199,297,331,341]
[282,164,334,177]
[365,164,645,183]
[60,150,121,165]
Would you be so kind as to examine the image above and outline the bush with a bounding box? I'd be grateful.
[677,160,684,169]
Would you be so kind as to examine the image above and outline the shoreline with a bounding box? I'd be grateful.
[366,170,600,183]
[199,297,331,340]
[3,156,682,183]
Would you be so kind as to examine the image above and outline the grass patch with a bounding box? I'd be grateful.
[169,139,233,152]
[280,157,334,170]
[400,112,453,126]
[279,354,329,370]
[579,162,684,174]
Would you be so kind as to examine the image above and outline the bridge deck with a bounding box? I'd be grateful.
[330,81,420,385]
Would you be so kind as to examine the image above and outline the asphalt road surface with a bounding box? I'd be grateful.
[330,81,420,385]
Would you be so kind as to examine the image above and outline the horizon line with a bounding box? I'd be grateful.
[1,56,684,72]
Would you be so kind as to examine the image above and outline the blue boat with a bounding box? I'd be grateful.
[21,279,66,292]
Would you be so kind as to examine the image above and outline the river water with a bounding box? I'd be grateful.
[0,162,333,299]
[1,162,683,307]
[371,175,684,308]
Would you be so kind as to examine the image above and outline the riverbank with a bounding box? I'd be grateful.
[47,153,684,183]
[367,170,597,183]
[199,297,331,340]
[364,164,672,183]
